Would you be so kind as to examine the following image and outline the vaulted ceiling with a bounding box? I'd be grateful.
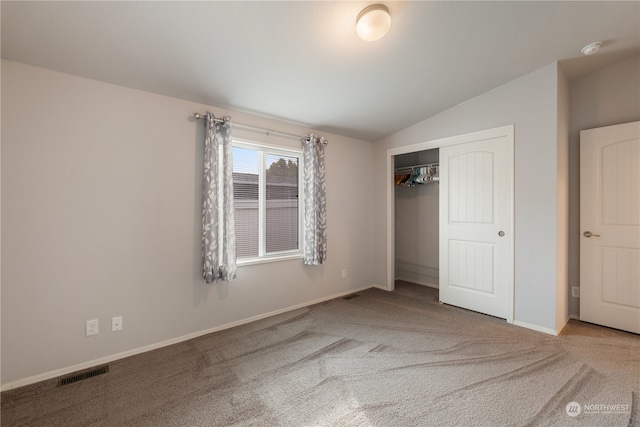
[2,1,639,141]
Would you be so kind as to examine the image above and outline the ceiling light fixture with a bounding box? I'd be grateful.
[581,41,602,56]
[356,4,391,41]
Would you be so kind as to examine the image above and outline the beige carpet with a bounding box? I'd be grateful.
[2,281,639,426]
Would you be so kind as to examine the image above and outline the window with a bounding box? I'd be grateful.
[232,141,302,263]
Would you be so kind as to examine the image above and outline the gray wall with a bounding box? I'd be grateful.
[567,55,640,317]
[1,60,375,387]
[373,62,565,333]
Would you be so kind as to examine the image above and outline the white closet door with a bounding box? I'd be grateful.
[580,121,640,334]
[439,128,513,320]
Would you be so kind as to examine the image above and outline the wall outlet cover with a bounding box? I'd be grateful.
[571,286,580,298]
[86,319,99,336]
[112,316,123,332]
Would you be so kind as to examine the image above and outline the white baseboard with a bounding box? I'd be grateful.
[395,277,439,289]
[1,284,375,392]
[513,320,559,336]
[569,314,580,320]
[395,261,438,289]
[557,315,570,335]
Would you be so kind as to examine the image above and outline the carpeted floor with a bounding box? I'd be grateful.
[2,281,639,426]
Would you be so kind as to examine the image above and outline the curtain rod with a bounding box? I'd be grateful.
[193,113,328,145]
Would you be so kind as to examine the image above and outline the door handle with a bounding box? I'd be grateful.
[498,231,505,237]
[583,231,601,238]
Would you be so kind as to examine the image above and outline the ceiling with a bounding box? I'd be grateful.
[2,1,639,141]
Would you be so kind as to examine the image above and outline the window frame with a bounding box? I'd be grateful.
[232,138,304,266]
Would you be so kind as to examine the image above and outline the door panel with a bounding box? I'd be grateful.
[602,139,640,225]
[448,240,494,293]
[601,248,640,308]
[580,121,640,334]
[440,129,513,320]
[449,152,494,223]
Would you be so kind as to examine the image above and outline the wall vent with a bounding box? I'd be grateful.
[56,365,109,387]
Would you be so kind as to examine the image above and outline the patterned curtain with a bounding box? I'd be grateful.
[302,134,327,265]
[202,112,237,283]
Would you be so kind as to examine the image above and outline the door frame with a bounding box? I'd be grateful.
[386,125,515,324]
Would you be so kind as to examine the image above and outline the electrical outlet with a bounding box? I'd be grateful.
[86,319,99,336]
[572,286,580,298]
[112,316,123,332]
[341,269,347,279]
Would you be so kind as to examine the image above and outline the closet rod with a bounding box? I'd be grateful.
[395,162,439,171]
[193,113,328,144]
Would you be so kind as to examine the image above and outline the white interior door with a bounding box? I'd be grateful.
[439,129,514,321]
[580,121,640,334]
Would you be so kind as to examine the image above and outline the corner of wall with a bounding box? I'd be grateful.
[0,56,3,389]
[556,64,570,333]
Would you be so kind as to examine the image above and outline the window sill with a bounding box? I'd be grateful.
[237,253,303,267]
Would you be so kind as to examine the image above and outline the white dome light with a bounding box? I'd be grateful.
[356,4,391,42]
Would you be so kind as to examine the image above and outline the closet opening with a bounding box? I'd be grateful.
[394,149,440,291]
[385,125,514,324]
